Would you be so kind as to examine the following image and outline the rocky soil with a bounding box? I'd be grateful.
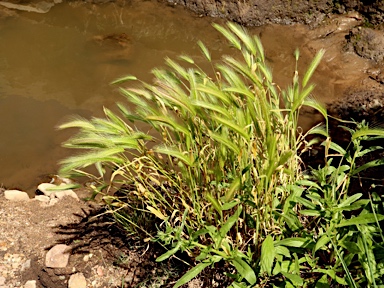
[0,184,208,288]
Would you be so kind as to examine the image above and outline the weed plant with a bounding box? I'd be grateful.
[59,23,384,287]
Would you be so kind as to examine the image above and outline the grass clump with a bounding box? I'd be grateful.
[59,22,384,287]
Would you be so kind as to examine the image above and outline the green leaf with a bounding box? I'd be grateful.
[213,23,241,50]
[213,115,250,140]
[295,196,317,209]
[351,158,384,176]
[110,74,137,85]
[221,201,239,211]
[327,142,346,155]
[197,40,211,61]
[261,235,275,276]
[281,272,303,286]
[220,206,242,238]
[352,128,384,140]
[336,213,384,227]
[338,193,362,208]
[156,242,181,262]
[173,262,211,288]
[315,274,330,288]
[232,257,257,285]
[276,237,313,248]
[314,234,330,252]
[154,146,194,167]
[206,193,223,220]
[225,177,241,203]
[300,209,322,217]
[302,49,324,87]
[275,246,291,258]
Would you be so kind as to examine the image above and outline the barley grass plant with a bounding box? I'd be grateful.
[59,22,384,286]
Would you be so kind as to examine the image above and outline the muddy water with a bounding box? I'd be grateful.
[0,1,371,192]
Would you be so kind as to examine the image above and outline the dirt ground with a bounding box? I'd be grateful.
[0,186,231,287]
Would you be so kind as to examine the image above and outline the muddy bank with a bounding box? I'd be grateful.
[162,0,384,27]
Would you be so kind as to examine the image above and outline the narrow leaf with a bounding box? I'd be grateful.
[173,262,211,288]
[336,213,384,227]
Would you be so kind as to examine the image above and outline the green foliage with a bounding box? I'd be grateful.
[59,22,384,286]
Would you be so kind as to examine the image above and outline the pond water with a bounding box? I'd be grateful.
[0,0,370,192]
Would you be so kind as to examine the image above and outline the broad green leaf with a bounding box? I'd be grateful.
[339,240,361,254]
[275,246,291,258]
[315,274,330,288]
[173,262,211,288]
[314,234,330,252]
[281,272,303,286]
[336,213,384,227]
[232,257,257,285]
[261,235,275,276]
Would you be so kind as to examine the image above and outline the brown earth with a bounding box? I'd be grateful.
[161,0,384,26]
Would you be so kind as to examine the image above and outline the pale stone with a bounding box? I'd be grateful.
[37,183,57,197]
[0,277,5,285]
[54,190,79,201]
[4,190,29,201]
[45,244,71,268]
[68,273,86,288]
[48,198,59,206]
[21,259,31,271]
[24,280,36,288]
[34,195,50,202]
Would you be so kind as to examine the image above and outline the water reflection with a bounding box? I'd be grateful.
[0,1,369,192]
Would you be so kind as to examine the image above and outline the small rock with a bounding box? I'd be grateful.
[45,244,71,268]
[24,280,36,288]
[21,259,31,272]
[54,190,79,201]
[34,195,50,202]
[0,277,5,285]
[96,265,104,277]
[37,183,57,197]
[68,273,86,288]
[4,190,29,201]
[48,198,59,206]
